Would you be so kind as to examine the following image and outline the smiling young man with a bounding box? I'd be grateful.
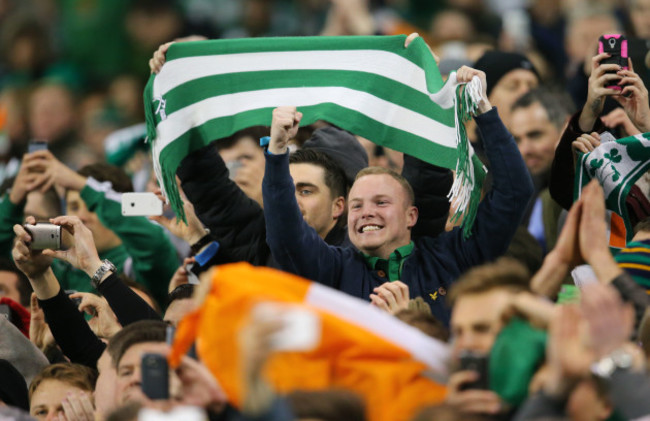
[263,67,534,325]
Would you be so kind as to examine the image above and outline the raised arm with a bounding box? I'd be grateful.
[263,107,344,286]
[177,143,270,266]
[436,67,534,270]
[12,217,106,368]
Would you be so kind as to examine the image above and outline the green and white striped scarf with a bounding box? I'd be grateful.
[144,35,486,237]
[575,132,650,241]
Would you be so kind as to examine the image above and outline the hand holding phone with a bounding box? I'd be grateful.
[23,223,61,250]
[598,34,628,91]
[458,350,489,390]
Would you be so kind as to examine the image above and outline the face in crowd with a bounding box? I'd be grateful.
[347,171,417,259]
[489,69,538,127]
[449,289,514,359]
[510,101,561,176]
[290,162,345,240]
[115,342,181,405]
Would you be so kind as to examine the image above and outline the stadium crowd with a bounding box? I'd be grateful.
[2,0,650,420]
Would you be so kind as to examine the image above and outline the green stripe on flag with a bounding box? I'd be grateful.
[145,35,484,236]
[161,70,453,125]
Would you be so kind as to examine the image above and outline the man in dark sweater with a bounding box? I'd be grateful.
[262,66,534,325]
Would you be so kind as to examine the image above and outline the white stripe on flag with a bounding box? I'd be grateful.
[154,86,457,163]
[306,283,450,378]
[154,50,429,98]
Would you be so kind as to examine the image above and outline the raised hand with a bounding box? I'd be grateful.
[268,106,302,155]
[68,292,121,339]
[370,281,410,314]
[579,53,626,132]
[12,216,53,278]
[42,216,102,278]
[614,59,650,133]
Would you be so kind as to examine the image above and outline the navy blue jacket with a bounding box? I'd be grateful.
[263,108,533,325]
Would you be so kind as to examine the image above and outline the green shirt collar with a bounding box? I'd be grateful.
[362,242,414,281]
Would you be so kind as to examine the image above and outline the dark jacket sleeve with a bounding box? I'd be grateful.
[263,151,345,288]
[549,111,606,210]
[425,108,534,271]
[609,369,650,420]
[178,143,270,266]
[610,273,650,332]
[513,392,566,421]
[39,288,106,369]
[98,273,162,325]
[401,154,453,239]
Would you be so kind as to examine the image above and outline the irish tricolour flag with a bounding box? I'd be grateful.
[144,35,486,235]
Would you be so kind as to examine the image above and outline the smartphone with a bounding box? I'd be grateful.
[121,193,163,216]
[598,34,628,91]
[28,141,48,154]
[458,350,489,390]
[23,223,61,250]
[141,353,169,400]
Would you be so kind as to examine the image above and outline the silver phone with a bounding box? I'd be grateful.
[23,223,61,250]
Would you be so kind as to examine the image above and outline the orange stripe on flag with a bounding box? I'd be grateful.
[170,263,447,421]
[610,212,627,249]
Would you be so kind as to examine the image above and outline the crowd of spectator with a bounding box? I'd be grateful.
[2,0,650,420]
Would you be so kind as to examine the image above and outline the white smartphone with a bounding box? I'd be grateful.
[121,193,163,216]
[254,303,321,352]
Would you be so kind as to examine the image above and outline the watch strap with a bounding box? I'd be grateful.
[191,231,212,254]
[91,259,116,289]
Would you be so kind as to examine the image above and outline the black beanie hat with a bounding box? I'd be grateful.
[0,360,29,411]
[474,51,539,97]
[302,126,369,186]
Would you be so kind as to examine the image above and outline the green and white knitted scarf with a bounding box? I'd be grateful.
[575,132,650,241]
[144,35,487,237]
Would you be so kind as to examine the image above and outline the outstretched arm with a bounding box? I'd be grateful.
[263,107,344,286]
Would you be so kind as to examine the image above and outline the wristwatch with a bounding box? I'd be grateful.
[190,229,212,255]
[91,259,116,289]
[590,349,634,379]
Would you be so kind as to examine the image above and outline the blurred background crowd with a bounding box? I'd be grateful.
[0,0,649,182]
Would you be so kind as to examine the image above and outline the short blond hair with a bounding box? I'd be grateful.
[447,258,531,306]
[29,363,96,400]
[354,166,415,206]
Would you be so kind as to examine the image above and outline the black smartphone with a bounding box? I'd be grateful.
[141,353,169,400]
[459,350,489,390]
[598,34,629,91]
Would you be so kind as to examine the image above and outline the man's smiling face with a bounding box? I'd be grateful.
[347,173,417,260]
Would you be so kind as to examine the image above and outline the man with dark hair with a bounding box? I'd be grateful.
[509,88,572,253]
[263,66,533,326]
[288,149,348,243]
[179,125,367,267]
[164,284,195,326]
[510,88,574,178]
